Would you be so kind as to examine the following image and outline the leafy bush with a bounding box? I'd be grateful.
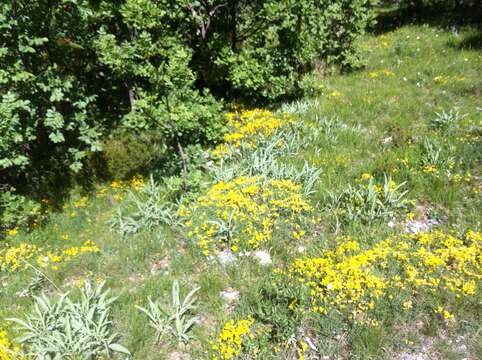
[1,0,375,189]
[0,2,105,179]
[0,1,225,193]
[298,72,326,97]
[1,0,375,233]
[94,6,226,146]
[8,281,130,358]
[0,189,43,235]
[201,0,375,100]
[102,130,168,180]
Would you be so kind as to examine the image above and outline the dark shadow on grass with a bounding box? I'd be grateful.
[373,4,482,35]
[452,30,482,50]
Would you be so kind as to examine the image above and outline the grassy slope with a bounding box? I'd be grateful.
[1,13,481,360]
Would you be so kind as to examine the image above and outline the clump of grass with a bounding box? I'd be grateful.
[136,280,200,345]
[431,109,466,131]
[325,175,410,226]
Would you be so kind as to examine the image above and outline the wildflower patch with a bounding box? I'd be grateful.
[0,240,100,272]
[180,176,312,256]
[278,230,481,325]
[212,110,290,159]
[0,327,20,360]
[209,318,254,360]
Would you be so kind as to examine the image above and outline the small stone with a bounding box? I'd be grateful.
[382,136,393,145]
[253,250,272,265]
[405,218,439,234]
[217,250,236,265]
[220,288,239,302]
[168,352,190,360]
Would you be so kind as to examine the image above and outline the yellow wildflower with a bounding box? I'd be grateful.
[6,229,18,237]
[211,318,254,360]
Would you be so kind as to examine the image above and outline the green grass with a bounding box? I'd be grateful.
[1,12,481,360]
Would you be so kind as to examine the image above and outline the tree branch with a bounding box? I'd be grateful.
[187,2,227,40]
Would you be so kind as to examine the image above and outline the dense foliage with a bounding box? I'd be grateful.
[0,0,375,196]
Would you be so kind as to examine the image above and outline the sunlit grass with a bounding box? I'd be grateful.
[0,13,481,359]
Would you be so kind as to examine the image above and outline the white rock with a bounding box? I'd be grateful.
[220,288,239,302]
[217,250,236,265]
[382,136,393,144]
[254,250,272,266]
[405,219,439,234]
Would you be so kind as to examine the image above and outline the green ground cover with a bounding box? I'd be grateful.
[1,9,481,360]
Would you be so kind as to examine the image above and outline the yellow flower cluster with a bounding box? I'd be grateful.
[212,110,289,158]
[296,340,309,360]
[435,306,454,320]
[0,328,19,360]
[73,196,89,209]
[95,175,145,201]
[110,175,145,191]
[433,75,465,85]
[359,173,398,192]
[130,175,145,190]
[397,157,473,184]
[328,90,342,99]
[210,318,254,360]
[368,70,395,78]
[180,176,312,256]
[281,230,481,323]
[5,229,18,237]
[0,240,100,272]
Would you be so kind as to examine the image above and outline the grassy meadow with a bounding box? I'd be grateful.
[1,9,481,360]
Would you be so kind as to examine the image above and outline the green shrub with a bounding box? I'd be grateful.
[1,0,375,195]
[94,2,226,149]
[0,2,105,179]
[199,0,376,100]
[8,281,130,358]
[0,188,44,235]
[102,131,168,180]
